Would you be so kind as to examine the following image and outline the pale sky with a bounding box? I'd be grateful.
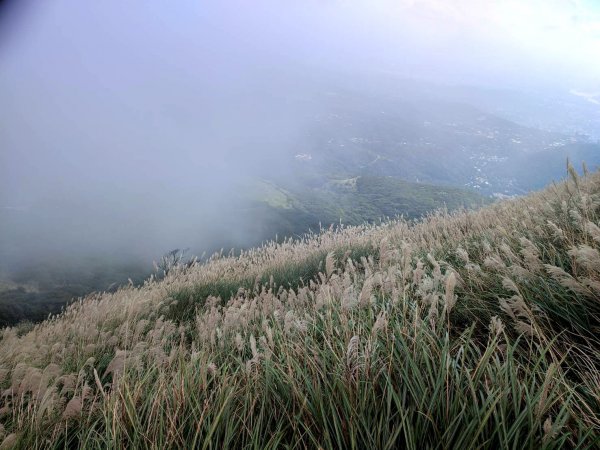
[2,0,600,87]
[301,0,600,87]
[392,0,600,82]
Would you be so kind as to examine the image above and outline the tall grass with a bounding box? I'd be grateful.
[0,166,599,448]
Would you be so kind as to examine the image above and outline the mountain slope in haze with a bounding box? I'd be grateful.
[272,84,600,196]
[1,169,598,448]
[433,83,600,141]
[2,78,598,329]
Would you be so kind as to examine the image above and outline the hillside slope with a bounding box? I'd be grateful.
[238,176,486,243]
[0,175,484,329]
[0,168,599,448]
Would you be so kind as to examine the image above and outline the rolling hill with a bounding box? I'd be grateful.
[3,79,599,331]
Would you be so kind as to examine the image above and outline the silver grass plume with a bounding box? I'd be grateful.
[325,251,336,278]
[444,272,457,313]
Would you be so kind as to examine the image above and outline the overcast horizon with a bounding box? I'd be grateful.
[2,0,600,271]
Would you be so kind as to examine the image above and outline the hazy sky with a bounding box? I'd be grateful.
[1,0,600,267]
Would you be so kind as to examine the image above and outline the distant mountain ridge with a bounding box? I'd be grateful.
[267,83,600,196]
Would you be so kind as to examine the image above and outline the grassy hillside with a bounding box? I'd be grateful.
[0,168,599,448]
[0,176,483,329]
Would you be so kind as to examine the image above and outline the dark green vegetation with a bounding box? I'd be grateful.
[0,262,150,328]
[240,175,485,240]
[0,287,74,329]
